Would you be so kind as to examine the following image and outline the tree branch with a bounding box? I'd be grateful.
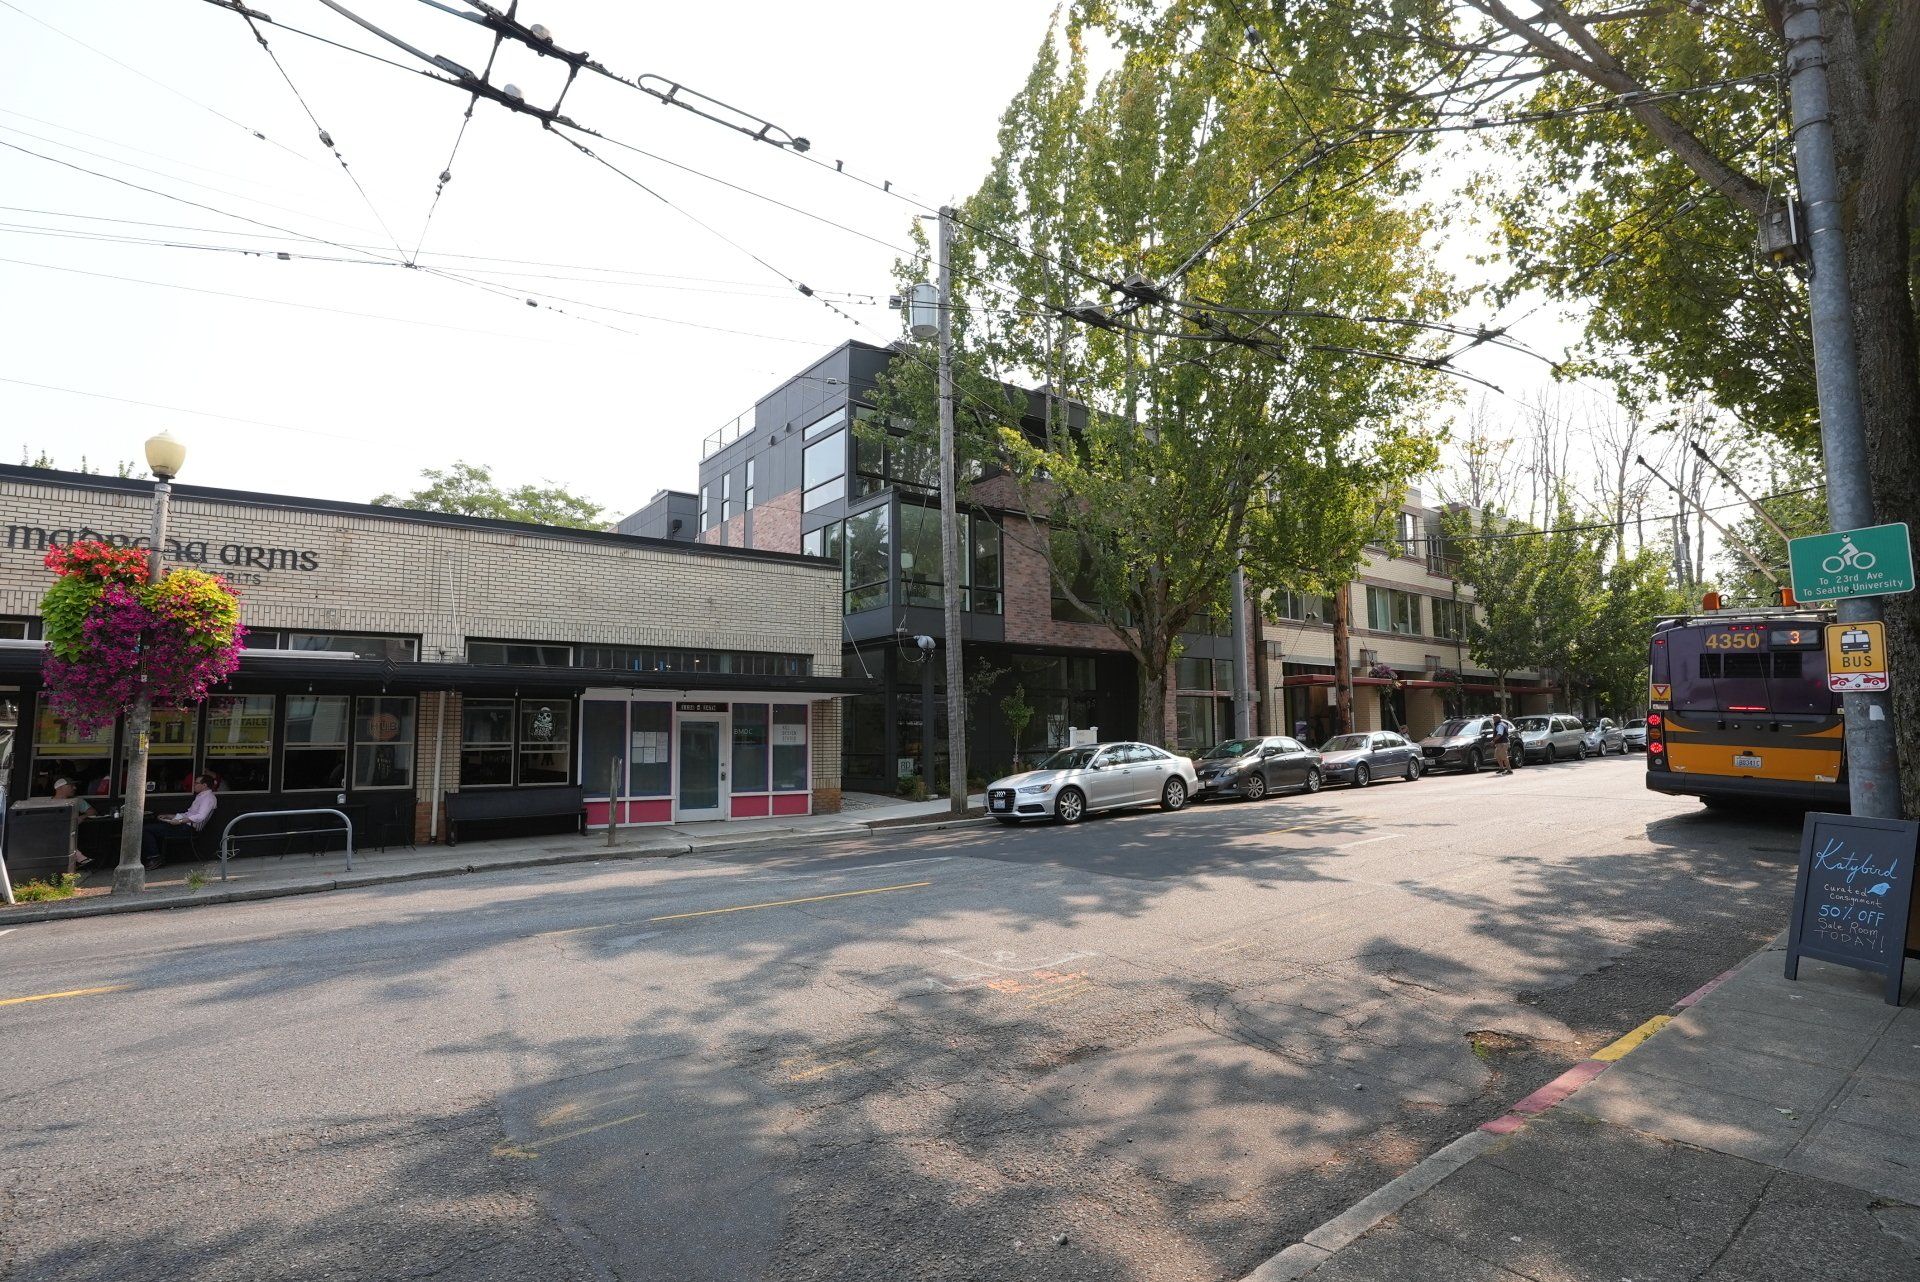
[1462,0,1771,216]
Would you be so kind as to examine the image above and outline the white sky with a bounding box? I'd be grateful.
[0,0,1625,525]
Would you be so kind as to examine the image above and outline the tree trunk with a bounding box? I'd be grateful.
[1139,661,1169,748]
[113,691,153,894]
[1332,582,1354,733]
[1832,3,1920,817]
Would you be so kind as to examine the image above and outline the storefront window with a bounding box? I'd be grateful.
[30,699,112,797]
[124,707,198,795]
[518,700,571,785]
[460,699,516,786]
[581,700,626,799]
[630,701,672,796]
[284,695,350,791]
[843,692,886,784]
[772,704,809,792]
[745,459,756,511]
[732,703,770,792]
[204,695,274,792]
[1176,695,1222,754]
[845,505,890,613]
[353,696,415,789]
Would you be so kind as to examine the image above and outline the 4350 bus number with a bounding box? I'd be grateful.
[1704,632,1762,650]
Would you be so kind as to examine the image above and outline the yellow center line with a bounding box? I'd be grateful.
[0,984,130,1008]
[647,880,931,923]
[1593,1014,1672,1062]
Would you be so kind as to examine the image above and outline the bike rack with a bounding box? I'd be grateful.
[217,808,354,882]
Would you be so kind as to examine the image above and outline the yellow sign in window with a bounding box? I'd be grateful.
[1824,621,1889,692]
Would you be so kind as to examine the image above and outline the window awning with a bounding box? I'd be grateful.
[0,645,877,697]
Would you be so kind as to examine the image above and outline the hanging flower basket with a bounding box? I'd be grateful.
[39,541,246,734]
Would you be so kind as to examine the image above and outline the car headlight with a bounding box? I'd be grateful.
[1016,782,1053,794]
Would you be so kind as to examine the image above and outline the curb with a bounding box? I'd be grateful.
[1234,961,1746,1282]
[0,812,983,925]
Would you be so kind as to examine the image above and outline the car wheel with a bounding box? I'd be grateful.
[1161,777,1188,812]
[1405,757,1421,782]
[1353,763,1371,788]
[1546,744,1558,764]
[1466,749,1483,774]
[1243,772,1268,802]
[1055,787,1086,825]
[1578,742,1590,760]
[1301,768,1322,794]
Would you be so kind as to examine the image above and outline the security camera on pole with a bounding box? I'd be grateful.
[907,209,970,815]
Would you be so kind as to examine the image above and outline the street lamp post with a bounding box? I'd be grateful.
[111,432,186,895]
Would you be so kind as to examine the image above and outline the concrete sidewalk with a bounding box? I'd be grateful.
[1251,939,1920,1281]
[2,792,985,925]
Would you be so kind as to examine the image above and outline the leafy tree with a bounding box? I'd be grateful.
[20,447,138,477]
[1579,547,1690,716]
[1418,0,1920,812]
[1718,452,1830,604]
[374,462,608,529]
[907,8,1448,745]
[1445,510,1550,708]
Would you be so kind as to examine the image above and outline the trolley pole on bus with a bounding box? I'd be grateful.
[1781,0,1900,818]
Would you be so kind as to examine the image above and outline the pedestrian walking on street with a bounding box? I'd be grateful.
[1491,714,1514,774]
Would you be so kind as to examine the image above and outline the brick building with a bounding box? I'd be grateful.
[635,339,1550,793]
[0,464,865,851]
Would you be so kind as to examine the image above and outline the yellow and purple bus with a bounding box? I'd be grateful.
[1645,607,1847,810]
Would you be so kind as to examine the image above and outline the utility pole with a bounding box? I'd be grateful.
[936,206,969,816]
[1780,0,1899,818]
[1230,563,1253,738]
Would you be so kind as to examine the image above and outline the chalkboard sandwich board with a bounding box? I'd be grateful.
[1785,812,1919,1006]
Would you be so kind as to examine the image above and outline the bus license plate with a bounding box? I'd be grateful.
[1733,753,1763,769]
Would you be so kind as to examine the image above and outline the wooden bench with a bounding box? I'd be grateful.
[443,786,587,847]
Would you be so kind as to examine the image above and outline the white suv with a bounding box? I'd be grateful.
[1516,714,1591,763]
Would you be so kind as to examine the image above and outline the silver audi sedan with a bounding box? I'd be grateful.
[986,741,1201,825]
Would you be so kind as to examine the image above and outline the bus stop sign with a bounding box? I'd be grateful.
[1826,621,1890,692]
[1788,523,1914,602]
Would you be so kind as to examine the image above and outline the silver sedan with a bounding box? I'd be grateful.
[986,741,1200,824]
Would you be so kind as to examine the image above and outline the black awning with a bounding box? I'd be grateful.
[382,662,877,697]
[0,647,877,697]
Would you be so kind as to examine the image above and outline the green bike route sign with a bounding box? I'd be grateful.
[1788,523,1915,602]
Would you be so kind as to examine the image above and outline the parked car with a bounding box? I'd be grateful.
[1194,736,1324,801]
[1417,716,1502,774]
[1516,714,1590,763]
[986,741,1200,825]
[1622,718,1649,751]
[1318,731,1423,787]
[1583,717,1627,756]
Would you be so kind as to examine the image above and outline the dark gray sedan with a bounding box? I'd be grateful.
[1193,736,1324,801]
[1318,731,1424,787]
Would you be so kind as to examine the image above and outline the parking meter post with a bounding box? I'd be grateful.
[1780,0,1899,818]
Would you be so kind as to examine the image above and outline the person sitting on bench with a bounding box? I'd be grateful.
[142,772,220,867]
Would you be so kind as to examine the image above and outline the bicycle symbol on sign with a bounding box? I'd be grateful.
[1822,536,1878,575]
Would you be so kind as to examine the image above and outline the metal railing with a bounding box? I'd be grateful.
[217,808,354,882]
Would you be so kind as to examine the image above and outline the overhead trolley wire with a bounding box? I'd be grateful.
[0,0,311,160]
[222,3,410,259]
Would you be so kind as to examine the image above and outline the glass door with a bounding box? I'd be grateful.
[675,715,726,821]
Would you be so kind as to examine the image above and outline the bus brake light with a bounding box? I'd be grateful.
[1727,705,1766,712]
[1648,742,1664,754]
[1647,714,1662,727]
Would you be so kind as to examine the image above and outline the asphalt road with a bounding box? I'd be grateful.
[0,755,1807,1282]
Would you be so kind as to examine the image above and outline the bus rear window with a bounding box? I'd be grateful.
[1698,653,1805,678]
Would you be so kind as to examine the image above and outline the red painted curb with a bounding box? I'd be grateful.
[1481,1059,1609,1132]
[1674,964,1740,1009]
